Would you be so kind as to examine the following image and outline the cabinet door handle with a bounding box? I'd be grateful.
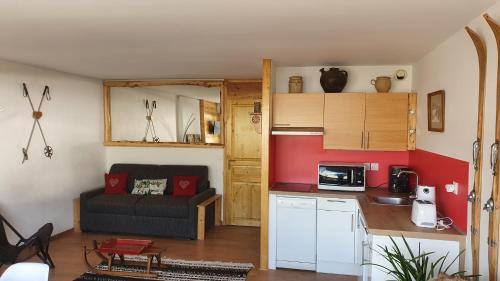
[273,123,290,126]
[362,241,369,263]
[351,214,355,232]
[361,132,364,148]
[366,132,370,149]
[327,199,346,203]
[357,210,360,229]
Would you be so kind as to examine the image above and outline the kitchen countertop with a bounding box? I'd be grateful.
[269,183,465,243]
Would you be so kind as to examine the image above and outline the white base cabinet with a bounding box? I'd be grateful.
[268,194,462,280]
[316,198,360,275]
[369,235,460,280]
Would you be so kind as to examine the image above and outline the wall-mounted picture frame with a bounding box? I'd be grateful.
[427,90,445,132]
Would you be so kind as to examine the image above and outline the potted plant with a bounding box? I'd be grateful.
[366,236,476,281]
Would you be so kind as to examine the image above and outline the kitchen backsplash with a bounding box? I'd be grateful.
[409,149,468,232]
[271,135,469,232]
[271,135,410,187]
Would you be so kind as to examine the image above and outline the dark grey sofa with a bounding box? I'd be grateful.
[80,164,216,239]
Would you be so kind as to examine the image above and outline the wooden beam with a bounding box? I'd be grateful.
[407,93,417,150]
[260,59,272,270]
[103,85,112,143]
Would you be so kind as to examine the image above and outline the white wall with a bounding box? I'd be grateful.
[176,96,201,142]
[275,65,413,93]
[412,2,500,278]
[0,60,104,237]
[105,147,224,195]
[111,87,178,142]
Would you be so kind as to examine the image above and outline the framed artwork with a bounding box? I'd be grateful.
[427,90,445,132]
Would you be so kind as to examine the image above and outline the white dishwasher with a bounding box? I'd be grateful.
[276,196,317,271]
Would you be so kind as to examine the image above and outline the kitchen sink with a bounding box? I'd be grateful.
[370,196,411,206]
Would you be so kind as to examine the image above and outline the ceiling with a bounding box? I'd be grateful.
[0,0,497,79]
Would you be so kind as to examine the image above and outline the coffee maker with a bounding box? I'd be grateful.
[389,166,411,193]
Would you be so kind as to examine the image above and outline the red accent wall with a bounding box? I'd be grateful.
[271,136,469,232]
[409,149,469,232]
[272,135,410,187]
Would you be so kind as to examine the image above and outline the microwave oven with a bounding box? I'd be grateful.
[318,162,366,192]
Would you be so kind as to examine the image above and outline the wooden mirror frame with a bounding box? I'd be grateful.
[103,79,225,148]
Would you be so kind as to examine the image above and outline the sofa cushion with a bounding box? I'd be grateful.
[158,165,209,195]
[109,164,209,195]
[131,179,167,195]
[172,176,198,197]
[134,196,190,218]
[104,173,128,194]
[86,194,141,215]
[110,164,165,194]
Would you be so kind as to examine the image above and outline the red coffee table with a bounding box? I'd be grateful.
[84,238,164,278]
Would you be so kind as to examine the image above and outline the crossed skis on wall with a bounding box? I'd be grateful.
[143,99,159,142]
[21,83,53,164]
[466,14,500,280]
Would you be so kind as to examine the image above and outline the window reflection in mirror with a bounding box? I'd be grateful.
[109,85,222,145]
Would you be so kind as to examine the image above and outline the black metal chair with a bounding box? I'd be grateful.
[0,214,54,268]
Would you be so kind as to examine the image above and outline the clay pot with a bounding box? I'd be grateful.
[371,76,391,92]
[320,68,348,93]
[288,76,303,93]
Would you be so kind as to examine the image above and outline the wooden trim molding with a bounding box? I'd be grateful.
[260,59,272,270]
[103,79,223,88]
[104,141,223,148]
[103,85,112,143]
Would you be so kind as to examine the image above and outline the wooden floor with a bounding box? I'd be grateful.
[5,226,356,281]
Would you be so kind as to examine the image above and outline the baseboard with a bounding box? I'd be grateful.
[50,228,74,240]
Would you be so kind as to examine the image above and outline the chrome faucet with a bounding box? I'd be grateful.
[397,170,419,198]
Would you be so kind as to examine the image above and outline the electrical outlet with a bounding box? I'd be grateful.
[445,182,459,195]
[370,163,379,171]
[364,163,371,171]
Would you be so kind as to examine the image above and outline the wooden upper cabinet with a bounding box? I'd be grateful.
[324,93,366,150]
[365,93,409,151]
[272,94,324,127]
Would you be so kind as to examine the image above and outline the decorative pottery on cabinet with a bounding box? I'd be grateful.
[288,76,303,93]
[319,68,348,93]
[371,76,392,92]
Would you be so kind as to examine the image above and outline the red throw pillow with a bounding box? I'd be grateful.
[173,176,198,197]
[104,173,128,194]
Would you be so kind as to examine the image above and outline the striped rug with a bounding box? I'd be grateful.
[74,256,254,281]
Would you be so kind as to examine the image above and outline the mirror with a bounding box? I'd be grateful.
[104,80,223,147]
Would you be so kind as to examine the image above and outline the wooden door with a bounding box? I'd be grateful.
[272,94,324,127]
[323,93,366,150]
[224,81,262,226]
[365,93,409,151]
